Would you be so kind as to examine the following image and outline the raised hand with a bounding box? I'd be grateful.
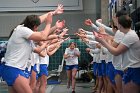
[85,19,93,26]
[75,32,84,38]
[93,31,103,38]
[98,26,106,35]
[74,32,79,37]
[55,29,62,33]
[64,37,70,41]
[56,43,61,49]
[59,27,68,38]
[94,31,105,44]
[55,20,65,29]
[77,28,86,35]
[53,4,64,15]
[62,27,69,32]
[59,37,70,44]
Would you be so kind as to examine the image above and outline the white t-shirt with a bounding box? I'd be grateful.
[102,47,112,63]
[121,30,140,70]
[114,30,124,43]
[90,48,101,63]
[26,40,39,71]
[4,25,33,70]
[100,47,107,61]
[113,30,124,70]
[39,54,49,65]
[30,40,40,66]
[64,48,80,65]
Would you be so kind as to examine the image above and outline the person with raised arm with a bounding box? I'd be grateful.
[0,4,65,93]
[95,15,140,93]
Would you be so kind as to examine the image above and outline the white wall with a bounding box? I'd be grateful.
[0,0,83,11]
[0,0,99,37]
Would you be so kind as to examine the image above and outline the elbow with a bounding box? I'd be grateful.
[112,51,121,56]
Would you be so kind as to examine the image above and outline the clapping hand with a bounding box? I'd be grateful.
[85,19,93,26]
[94,31,105,44]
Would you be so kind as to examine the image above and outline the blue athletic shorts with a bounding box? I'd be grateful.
[23,64,38,79]
[97,63,103,77]
[101,60,106,76]
[38,64,48,77]
[93,62,98,75]
[0,63,4,77]
[106,62,115,84]
[31,64,38,73]
[1,65,27,86]
[123,67,140,85]
[114,69,123,77]
[65,65,78,70]
[24,67,31,78]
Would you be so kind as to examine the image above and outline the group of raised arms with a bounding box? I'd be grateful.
[0,4,140,93]
[0,4,71,93]
[75,9,140,93]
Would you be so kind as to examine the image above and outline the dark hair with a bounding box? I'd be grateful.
[68,42,77,47]
[118,15,132,29]
[109,20,118,30]
[21,15,41,30]
[9,15,41,38]
[115,10,128,17]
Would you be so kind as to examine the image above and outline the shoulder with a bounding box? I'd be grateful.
[16,25,33,33]
[125,30,138,39]
[115,30,124,38]
[121,30,139,47]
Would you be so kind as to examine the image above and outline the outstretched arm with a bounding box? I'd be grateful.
[96,19,115,36]
[29,13,52,41]
[95,33,128,56]
[39,4,64,23]
[85,19,99,32]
